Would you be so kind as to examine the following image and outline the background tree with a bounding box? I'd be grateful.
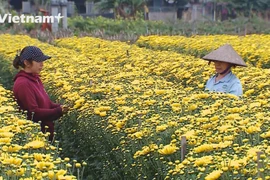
[96,0,149,19]
[0,0,9,13]
[214,0,269,18]
[96,0,190,19]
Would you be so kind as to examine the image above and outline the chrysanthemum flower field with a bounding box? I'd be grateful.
[136,35,270,68]
[0,85,80,179]
[0,34,269,180]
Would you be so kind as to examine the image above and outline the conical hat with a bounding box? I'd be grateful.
[202,44,247,67]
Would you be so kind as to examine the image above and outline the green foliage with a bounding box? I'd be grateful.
[68,16,167,36]
[214,0,270,17]
[54,112,125,179]
[0,0,9,14]
[228,0,269,11]
[95,0,148,18]
[0,55,17,90]
[249,15,270,34]
[68,16,270,40]
[23,22,37,33]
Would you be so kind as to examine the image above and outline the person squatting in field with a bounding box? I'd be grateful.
[12,46,69,141]
[202,44,247,96]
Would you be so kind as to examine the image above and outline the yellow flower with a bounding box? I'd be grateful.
[182,130,196,139]
[260,131,270,138]
[205,170,223,180]
[156,124,168,132]
[36,161,54,170]
[75,163,81,168]
[145,99,156,105]
[2,157,22,166]
[16,168,26,176]
[94,108,101,114]
[149,143,158,151]
[115,121,125,130]
[188,104,197,111]
[158,144,178,155]
[131,131,144,139]
[56,169,67,177]
[98,106,111,111]
[210,116,218,121]
[258,83,267,89]
[24,140,45,149]
[48,171,55,179]
[34,153,43,161]
[247,147,261,160]
[99,111,107,117]
[201,109,213,116]
[171,103,180,108]
[194,156,213,166]
[198,84,204,88]
[246,126,261,134]
[194,144,214,153]
[225,113,242,120]
[2,144,22,152]
[173,163,184,172]
[0,137,11,144]
[155,89,166,95]
[0,132,14,138]
[218,125,233,132]
[124,127,137,134]
[131,80,140,85]
[172,106,181,112]
[167,121,178,127]
[114,85,122,91]
[228,159,247,170]
[249,102,261,109]
[134,146,151,158]
[57,175,74,180]
[258,100,268,105]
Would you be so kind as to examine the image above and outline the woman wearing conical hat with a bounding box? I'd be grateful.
[202,44,247,96]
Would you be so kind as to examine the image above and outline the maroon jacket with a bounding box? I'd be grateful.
[13,70,62,139]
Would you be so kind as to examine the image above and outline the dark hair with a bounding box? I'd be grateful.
[13,47,33,69]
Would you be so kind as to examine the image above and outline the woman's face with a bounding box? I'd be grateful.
[214,61,231,74]
[24,60,43,74]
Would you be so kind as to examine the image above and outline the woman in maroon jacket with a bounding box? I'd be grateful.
[13,46,68,141]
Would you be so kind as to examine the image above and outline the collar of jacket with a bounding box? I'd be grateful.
[13,70,41,83]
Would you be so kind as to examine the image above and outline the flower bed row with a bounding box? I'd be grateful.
[55,36,270,98]
[0,84,79,180]
[0,34,269,179]
[54,36,270,179]
[136,34,270,68]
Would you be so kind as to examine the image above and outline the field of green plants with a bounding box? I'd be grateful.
[0,34,269,180]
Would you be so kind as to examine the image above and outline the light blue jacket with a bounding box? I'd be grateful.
[205,72,243,96]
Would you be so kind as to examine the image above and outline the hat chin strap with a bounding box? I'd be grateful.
[208,61,233,75]
[219,65,232,75]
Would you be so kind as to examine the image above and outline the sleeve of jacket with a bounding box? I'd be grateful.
[50,101,61,108]
[17,82,63,122]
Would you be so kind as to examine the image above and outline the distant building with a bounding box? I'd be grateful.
[146,0,232,22]
[9,0,23,11]
[147,0,178,22]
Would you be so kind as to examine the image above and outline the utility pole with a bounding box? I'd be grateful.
[213,1,216,21]
[51,0,67,32]
[60,0,68,29]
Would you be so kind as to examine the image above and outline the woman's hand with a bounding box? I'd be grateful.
[61,105,69,114]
